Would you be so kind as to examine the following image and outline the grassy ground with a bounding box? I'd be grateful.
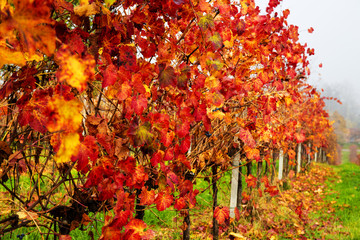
[324,149,360,240]
[2,151,360,239]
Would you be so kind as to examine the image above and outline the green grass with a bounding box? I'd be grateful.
[324,149,360,239]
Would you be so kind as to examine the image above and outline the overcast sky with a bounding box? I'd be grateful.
[255,0,360,104]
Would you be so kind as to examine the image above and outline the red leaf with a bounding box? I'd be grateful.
[308,27,314,33]
[164,147,174,161]
[178,180,193,197]
[161,131,174,147]
[150,150,164,167]
[245,174,257,188]
[98,178,117,200]
[319,63,323,68]
[158,64,177,88]
[178,154,191,170]
[260,175,270,188]
[166,171,179,190]
[176,121,190,139]
[295,130,306,143]
[72,135,98,173]
[264,185,279,197]
[103,64,118,88]
[174,197,187,211]
[118,45,137,72]
[295,202,303,219]
[179,136,191,154]
[155,192,173,211]
[111,210,131,228]
[234,207,240,221]
[214,206,230,225]
[127,166,148,189]
[238,128,256,148]
[84,166,104,188]
[131,95,148,115]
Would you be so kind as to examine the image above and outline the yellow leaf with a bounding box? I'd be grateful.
[53,133,80,163]
[56,46,95,92]
[0,44,26,68]
[0,0,5,7]
[105,0,116,8]
[189,55,197,63]
[208,110,225,120]
[47,96,83,132]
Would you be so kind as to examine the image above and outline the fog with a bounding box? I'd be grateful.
[255,0,360,127]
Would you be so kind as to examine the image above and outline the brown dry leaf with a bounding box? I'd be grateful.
[81,213,92,226]
[17,210,38,220]
[70,220,80,231]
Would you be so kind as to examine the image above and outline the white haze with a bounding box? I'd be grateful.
[255,0,360,127]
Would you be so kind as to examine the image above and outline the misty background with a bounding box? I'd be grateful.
[256,0,360,142]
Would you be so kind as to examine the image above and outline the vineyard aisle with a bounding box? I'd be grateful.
[151,157,360,240]
[322,149,360,240]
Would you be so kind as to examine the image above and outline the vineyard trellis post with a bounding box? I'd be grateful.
[278,149,284,180]
[230,153,240,218]
[297,143,302,173]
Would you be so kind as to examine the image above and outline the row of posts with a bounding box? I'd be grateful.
[229,144,327,217]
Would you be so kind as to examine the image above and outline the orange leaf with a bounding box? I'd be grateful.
[244,146,260,161]
[0,0,55,67]
[214,206,229,225]
[245,174,257,188]
[139,187,155,206]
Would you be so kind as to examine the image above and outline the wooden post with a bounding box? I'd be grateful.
[236,165,242,210]
[278,149,284,180]
[229,153,240,218]
[257,160,262,188]
[183,211,190,240]
[297,143,302,173]
[212,165,219,240]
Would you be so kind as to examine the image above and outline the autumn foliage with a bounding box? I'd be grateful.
[0,0,336,239]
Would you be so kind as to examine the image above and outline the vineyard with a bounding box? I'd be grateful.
[0,0,353,239]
